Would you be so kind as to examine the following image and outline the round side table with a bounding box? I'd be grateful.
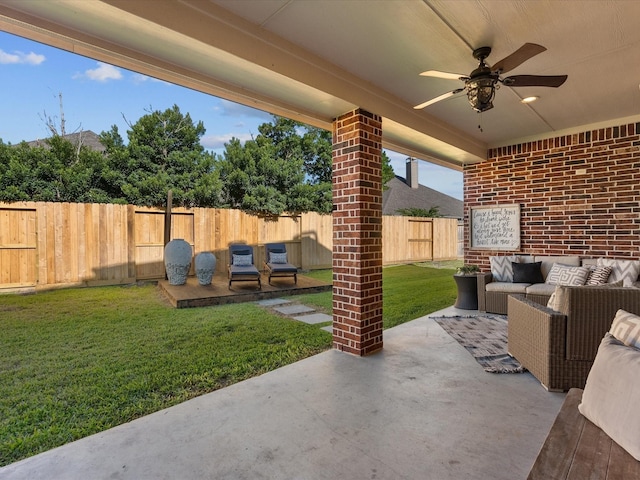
[453,274,479,310]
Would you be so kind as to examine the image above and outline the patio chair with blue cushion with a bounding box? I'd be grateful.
[228,244,261,290]
[264,243,297,285]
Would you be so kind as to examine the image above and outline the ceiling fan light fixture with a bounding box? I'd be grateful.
[466,77,495,112]
[521,96,539,103]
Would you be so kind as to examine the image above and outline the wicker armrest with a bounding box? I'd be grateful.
[476,272,494,312]
[561,286,640,361]
[508,295,567,389]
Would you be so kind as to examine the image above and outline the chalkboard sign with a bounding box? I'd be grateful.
[471,204,520,250]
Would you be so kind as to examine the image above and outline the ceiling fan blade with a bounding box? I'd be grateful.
[413,88,465,109]
[491,43,547,74]
[503,75,568,87]
[420,70,467,81]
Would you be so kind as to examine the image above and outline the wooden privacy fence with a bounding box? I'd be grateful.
[0,202,459,291]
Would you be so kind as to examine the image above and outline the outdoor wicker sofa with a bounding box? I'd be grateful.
[478,255,640,314]
[477,255,581,314]
[507,285,640,391]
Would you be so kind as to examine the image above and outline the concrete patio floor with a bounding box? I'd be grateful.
[0,306,565,480]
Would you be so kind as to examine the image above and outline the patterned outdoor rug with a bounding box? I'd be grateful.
[432,314,527,374]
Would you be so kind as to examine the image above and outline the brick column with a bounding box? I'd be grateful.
[332,109,383,356]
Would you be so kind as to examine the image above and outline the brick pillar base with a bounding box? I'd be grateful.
[332,109,383,356]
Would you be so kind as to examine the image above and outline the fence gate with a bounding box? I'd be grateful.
[408,218,433,262]
[0,207,37,288]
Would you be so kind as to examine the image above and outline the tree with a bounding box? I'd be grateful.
[381,150,395,188]
[219,116,330,215]
[396,206,441,218]
[101,105,222,207]
[0,136,112,203]
[219,116,395,215]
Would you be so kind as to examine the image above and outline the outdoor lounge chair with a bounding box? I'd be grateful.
[264,243,297,285]
[228,244,261,289]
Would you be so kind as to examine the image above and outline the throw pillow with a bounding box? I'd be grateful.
[546,285,563,311]
[489,255,520,282]
[512,261,544,283]
[585,265,613,285]
[232,254,253,267]
[610,309,640,349]
[269,252,288,264]
[545,263,590,286]
[578,333,640,461]
[597,258,640,287]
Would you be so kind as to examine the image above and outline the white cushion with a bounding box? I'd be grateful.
[597,258,640,287]
[545,264,590,286]
[578,333,640,461]
[485,282,528,294]
[610,309,640,349]
[489,255,520,282]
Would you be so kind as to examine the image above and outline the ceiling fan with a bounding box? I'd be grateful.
[414,43,567,113]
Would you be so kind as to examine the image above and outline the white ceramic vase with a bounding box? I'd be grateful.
[164,239,192,285]
[195,252,217,286]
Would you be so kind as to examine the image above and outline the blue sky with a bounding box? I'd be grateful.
[0,31,463,199]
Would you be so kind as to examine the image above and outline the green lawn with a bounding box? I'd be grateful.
[298,263,459,328]
[0,262,458,466]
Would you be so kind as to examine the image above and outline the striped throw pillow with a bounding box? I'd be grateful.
[585,265,612,285]
[610,309,640,349]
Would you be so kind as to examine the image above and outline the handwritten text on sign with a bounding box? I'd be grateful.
[471,205,520,250]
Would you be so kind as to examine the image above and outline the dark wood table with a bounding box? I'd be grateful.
[453,274,478,310]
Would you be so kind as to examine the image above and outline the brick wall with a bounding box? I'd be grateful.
[464,121,640,270]
[332,109,383,356]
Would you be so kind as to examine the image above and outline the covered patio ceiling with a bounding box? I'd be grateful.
[1,1,640,171]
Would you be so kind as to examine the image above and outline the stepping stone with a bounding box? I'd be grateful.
[273,304,315,315]
[293,313,332,324]
[256,298,291,307]
[321,325,333,333]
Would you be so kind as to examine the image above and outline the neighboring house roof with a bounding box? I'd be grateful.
[382,175,463,219]
[26,130,106,153]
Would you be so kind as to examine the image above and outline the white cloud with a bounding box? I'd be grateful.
[201,132,254,150]
[0,49,45,65]
[74,62,122,82]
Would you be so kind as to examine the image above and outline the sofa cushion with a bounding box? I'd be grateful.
[585,265,613,285]
[610,309,640,349]
[597,258,640,287]
[578,333,640,461]
[526,282,556,296]
[534,255,581,279]
[490,255,521,282]
[512,261,544,284]
[545,263,590,286]
[485,281,529,294]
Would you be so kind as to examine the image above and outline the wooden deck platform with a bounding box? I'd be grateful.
[158,273,331,308]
